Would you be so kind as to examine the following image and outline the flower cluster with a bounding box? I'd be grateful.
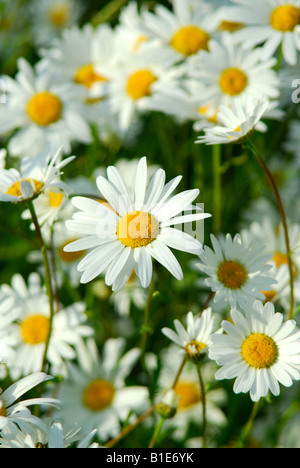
[0,0,300,449]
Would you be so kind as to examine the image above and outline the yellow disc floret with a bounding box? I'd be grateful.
[27,92,62,126]
[174,381,201,409]
[74,64,108,89]
[82,379,115,411]
[6,179,44,198]
[117,211,159,248]
[219,67,248,96]
[241,333,278,368]
[126,69,157,100]
[21,314,50,345]
[217,260,248,290]
[170,25,210,56]
[270,5,300,32]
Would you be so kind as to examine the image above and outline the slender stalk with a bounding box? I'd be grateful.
[236,400,261,448]
[91,0,129,26]
[247,141,295,319]
[141,275,155,354]
[28,201,55,372]
[148,416,164,449]
[212,144,222,235]
[196,364,207,448]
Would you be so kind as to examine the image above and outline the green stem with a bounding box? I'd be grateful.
[247,141,295,319]
[212,144,222,235]
[196,364,207,448]
[91,0,128,26]
[28,201,55,373]
[148,416,164,449]
[236,400,261,448]
[140,275,155,388]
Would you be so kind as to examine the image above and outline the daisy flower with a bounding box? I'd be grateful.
[209,300,300,402]
[188,32,280,110]
[196,94,271,145]
[1,272,93,379]
[224,0,300,66]
[162,308,216,362]
[0,144,74,203]
[0,372,59,433]
[51,337,148,441]
[64,156,211,291]
[195,233,276,309]
[0,57,91,157]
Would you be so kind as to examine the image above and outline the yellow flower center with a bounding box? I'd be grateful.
[49,4,69,27]
[58,238,86,264]
[27,92,63,126]
[217,260,248,290]
[48,189,65,208]
[82,379,115,411]
[21,314,50,345]
[74,64,108,89]
[241,333,278,368]
[0,401,6,417]
[261,289,277,303]
[197,105,219,124]
[270,5,300,32]
[273,252,288,268]
[170,25,210,56]
[117,211,159,248]
[6,179,44,198]
[219,20,244,32]
[126,69,157,100]
[174,381,201,409]
[184,340,207,358]
[219,67,248,96]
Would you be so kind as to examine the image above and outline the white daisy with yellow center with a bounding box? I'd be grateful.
[0,58,91,157]
[64,156,210,291]
[195,233,276,309]
[0,145,74,203]
[1,273,93,379]
[209,300,300,402]
[52,337,148,441]
[224,0,300,65]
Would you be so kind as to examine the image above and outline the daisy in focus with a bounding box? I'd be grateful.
[0,372,58,433]
[64,156,211,291]
[1,272,93,379]
[196,95,271,145]
[162,308,216,362]
[223,0,300,65]
[0,144,74,203]
[209,300,300,402]
[51,337,148,441]
[195,233,276,309]
[0,58,91,157]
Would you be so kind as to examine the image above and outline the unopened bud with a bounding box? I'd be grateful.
[156,389,179,419]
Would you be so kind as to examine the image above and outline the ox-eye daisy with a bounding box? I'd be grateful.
[224,0,300,66]
[209,300,300,402]
[0,144,74,203]
[0,57,91,157]
[64,157,210,291]
[195,233,275,308]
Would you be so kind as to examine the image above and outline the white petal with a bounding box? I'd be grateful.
[147,240,183,280]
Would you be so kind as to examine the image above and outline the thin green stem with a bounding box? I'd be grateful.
[212,144,222,235]
[140,275,155,389]
[91,0,129,26]
[247,140,294,319]
[236,400,261,448]
[196,364,207,448]
[28,201,55,373]
[148,416,164,449]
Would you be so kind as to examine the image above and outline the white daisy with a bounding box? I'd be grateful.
[64,156,211,291]
[209,300,300,402]
[0,57,91,157]
[0,372,59,433]
[195,233,276,309]
[51,337,148,441]
[196,94,271,145]
[223,0,300,66]
[162,308,216,362]
[188,32,280,110]
[0,144,74,203]
[1,272,93,379]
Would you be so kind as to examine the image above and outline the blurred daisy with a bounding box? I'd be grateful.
[52,337,148,441]
[109,271,147,316]
[29,0,82,47]
[64,156,210,291]
[0,372,58,433]
[162,309,216,362]
[0,420,100,449]
[1,272,93,379]
[0,144,74,203]
[224,0,300,65]
[0,148,6,169]
[209,300,300,402]
[188,32,280,109]
[0,58,91,157]
[195,233,275,309]
[196,95,271,145]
